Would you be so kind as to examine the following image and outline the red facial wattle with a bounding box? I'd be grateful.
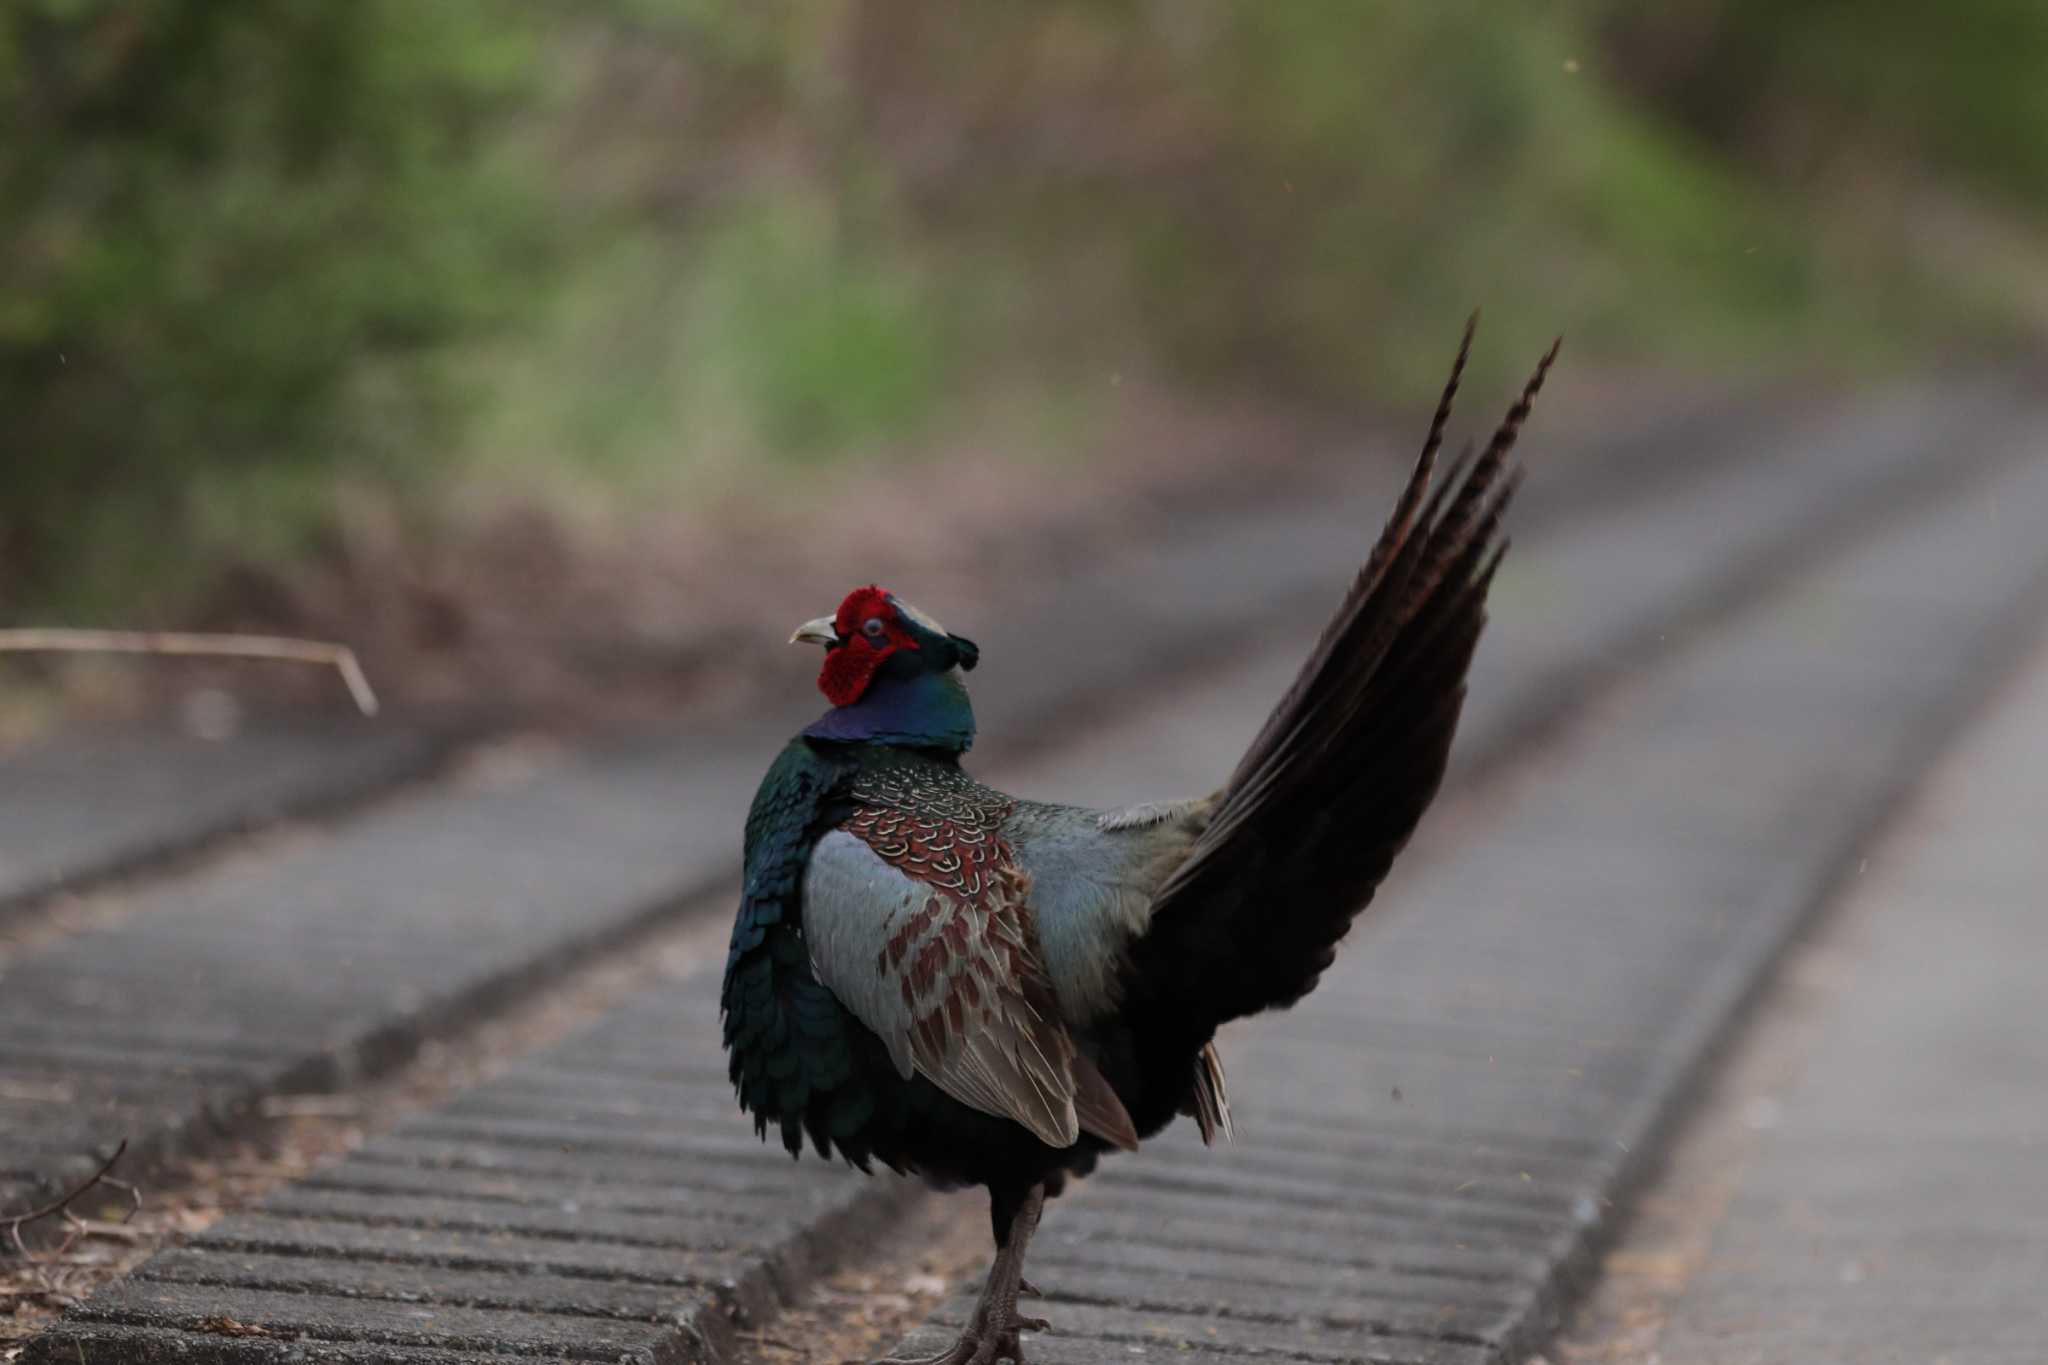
[817,585,921,707]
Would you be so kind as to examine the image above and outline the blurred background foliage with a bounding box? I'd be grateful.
[5,0,2045,621]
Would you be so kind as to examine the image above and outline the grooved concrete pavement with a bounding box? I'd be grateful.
[3,381,1953,1219]
[0,720,456,918]
[8,381,2045,1364]
[1594,630,2048,1364]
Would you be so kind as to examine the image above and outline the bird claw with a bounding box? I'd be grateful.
[1016,1277,1042,1298]
[874,1186,1051,1365]
[870,1310,1047,1365]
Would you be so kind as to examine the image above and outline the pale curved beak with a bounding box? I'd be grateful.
[789,616,838,647]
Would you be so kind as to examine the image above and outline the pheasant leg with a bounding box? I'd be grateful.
[874,1184,1050,1365]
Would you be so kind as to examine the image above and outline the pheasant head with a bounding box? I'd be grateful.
[791,586,980,748]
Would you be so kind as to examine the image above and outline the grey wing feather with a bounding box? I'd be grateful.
[803,829,1101,1148]
[1006,797,1210,1024]
[1008,798,1237,1146]
[801,830,919,1081]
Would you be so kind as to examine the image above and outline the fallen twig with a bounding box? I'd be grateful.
[3,1140,137,1263]
[0,629,379,716]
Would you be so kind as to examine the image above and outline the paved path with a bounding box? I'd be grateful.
[5,378,2045,1363]
[2,444,1450,1209]
[7,377,1951,1215]
[0,720,457,919]
[1565,631,2048,1365]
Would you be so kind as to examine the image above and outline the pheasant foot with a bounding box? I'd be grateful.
[872,1184,1049,1365]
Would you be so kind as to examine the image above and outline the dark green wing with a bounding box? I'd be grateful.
[720,738,886,1160]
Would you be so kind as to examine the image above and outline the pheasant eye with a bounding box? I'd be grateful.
[862,617,886,638]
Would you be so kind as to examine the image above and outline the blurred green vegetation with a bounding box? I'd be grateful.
[1,0,545,613]
[5,0,2045,620]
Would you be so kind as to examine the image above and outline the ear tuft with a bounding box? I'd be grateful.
[950,635,980,671]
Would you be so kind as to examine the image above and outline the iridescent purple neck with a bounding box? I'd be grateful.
[803,667,976,752]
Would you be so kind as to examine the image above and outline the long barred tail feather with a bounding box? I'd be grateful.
[1124,321,1558,1096]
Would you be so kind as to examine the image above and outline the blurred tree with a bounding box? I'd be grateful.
[4,0,2041,627]
[1600,1,2048,210]
[0,0,545,616]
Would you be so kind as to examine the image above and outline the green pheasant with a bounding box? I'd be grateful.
[723,320,1555,1365]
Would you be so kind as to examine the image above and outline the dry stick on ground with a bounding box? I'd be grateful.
[2,1140,139,1303]
[0,629,379,716]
